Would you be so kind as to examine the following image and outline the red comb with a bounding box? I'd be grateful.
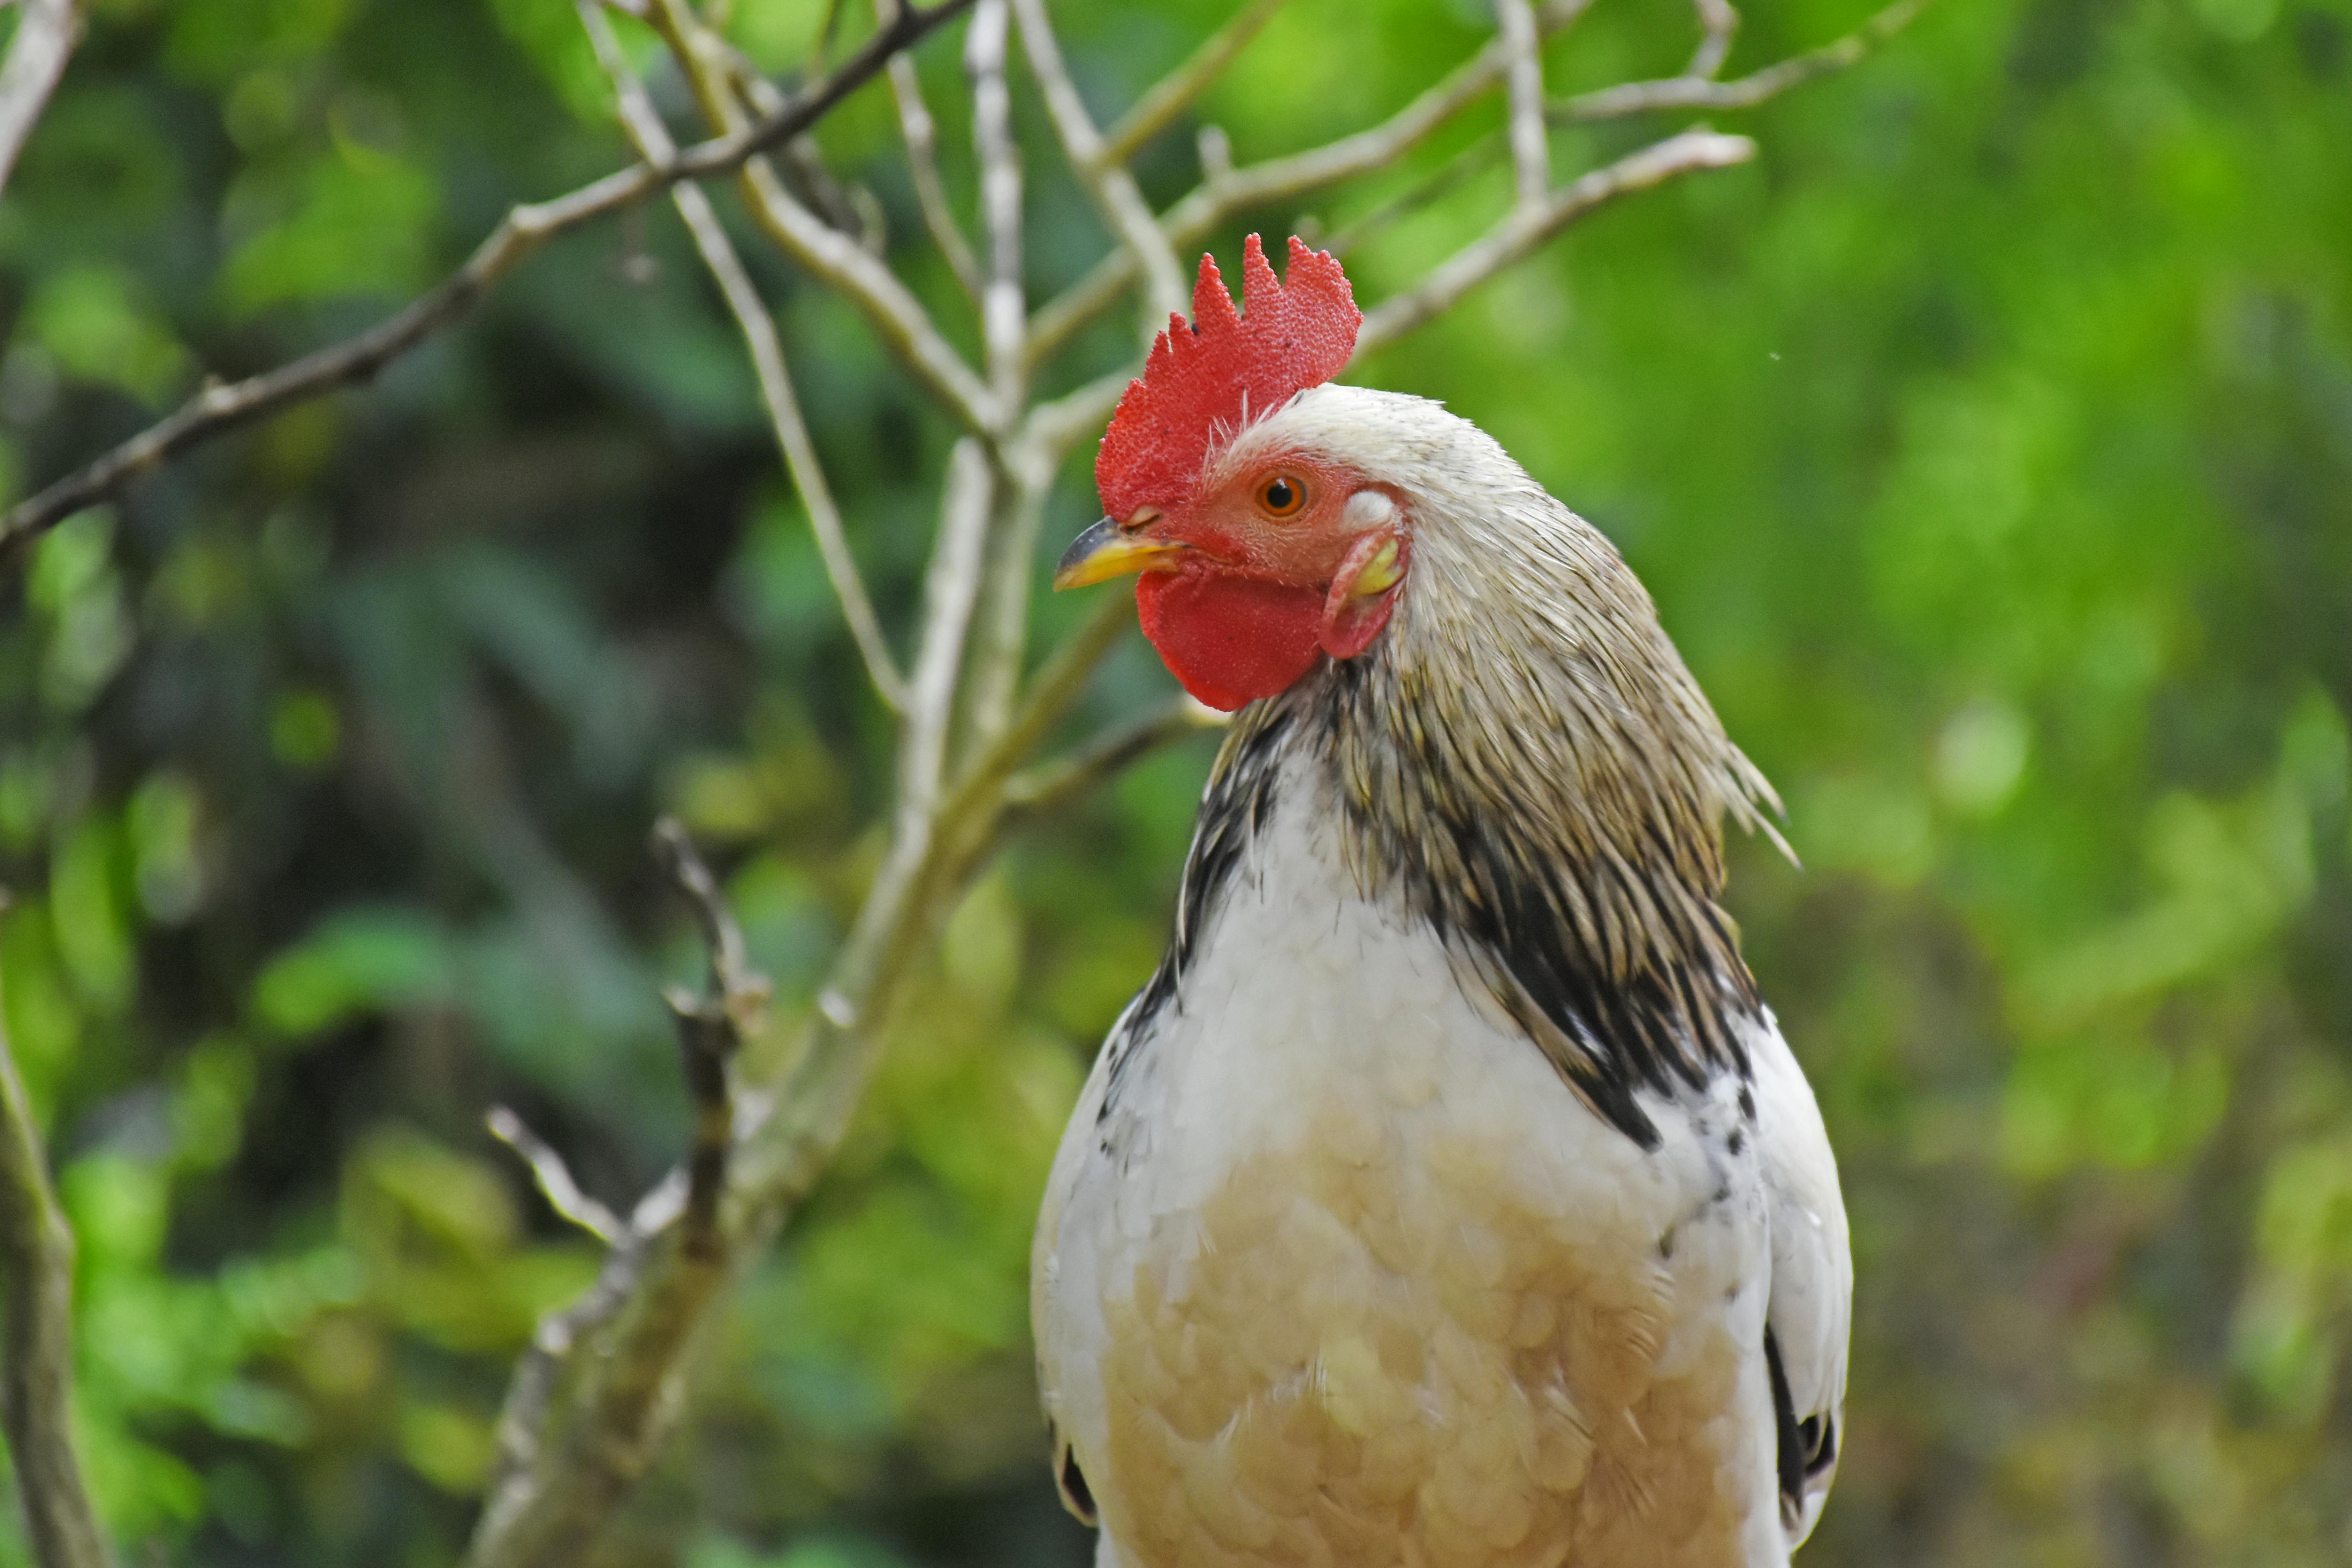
[1095,234,1360,523]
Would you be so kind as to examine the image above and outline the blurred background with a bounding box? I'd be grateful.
[1,0,2349,1563]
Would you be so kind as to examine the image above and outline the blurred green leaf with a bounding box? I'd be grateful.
[252,908,459,1036]
[24,263,189,402]
[222,134,440,312]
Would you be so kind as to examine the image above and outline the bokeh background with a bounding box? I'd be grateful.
[2,0,2349,1562]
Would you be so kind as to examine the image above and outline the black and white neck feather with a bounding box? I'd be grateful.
[1125,384,1783,1148]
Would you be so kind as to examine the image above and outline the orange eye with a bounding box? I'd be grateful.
[1260,475,1305,517]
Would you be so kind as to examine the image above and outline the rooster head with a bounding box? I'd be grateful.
[1056,235,1401,713]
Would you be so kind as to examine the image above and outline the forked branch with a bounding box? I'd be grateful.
[646,0,1001,436]
[883,36,984,297]
[1022,0,1597,369]
[1688,0,1740,78]
[582,0,909,708]
[1011,0,1190,323]
[1555,0,1929,120]
[1358,126,1756,352]
[1097,0,1291,168]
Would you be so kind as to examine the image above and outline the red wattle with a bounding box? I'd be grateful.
[1136,572,1325,712]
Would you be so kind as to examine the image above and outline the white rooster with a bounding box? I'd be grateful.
[1033,236,1850,1568]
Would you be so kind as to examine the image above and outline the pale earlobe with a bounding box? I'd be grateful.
[1342,489,1398,530]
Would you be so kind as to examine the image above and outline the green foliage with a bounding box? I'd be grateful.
[0,0,2349,1563]
[222,134,442,313]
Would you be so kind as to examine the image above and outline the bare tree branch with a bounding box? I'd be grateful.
[957,0,1049,758]
[1358,127,1755,352]
[960,480,1047,754]
[1017,366,1130,470]
[1002,693,1226,822]
[0,0,79,197]
[1688,0,1740,78]
[1497,0,1549,209]
[647,0,1002,439]
[1319,129,1503,259]
[1098,0,1290,169]
[0,914,119,1568]
[1020,128,1750,461]
[487,1107,623,1246]
[584,0,909,708]
[1022,0,1597,370]
[956,589,1134,816]
[469,1165,716,1568]
[881,9,984,300]
[0,0,976,562]
[1554,0,1931,122]
[967,0,1026,406]
[653,820,768,1258]
[1010,0,1189,326]
[899,439,997,821]
[467,821,770,1568]
[712,40,890,256]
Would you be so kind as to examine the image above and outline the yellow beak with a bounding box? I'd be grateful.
[1052,516,1188,590]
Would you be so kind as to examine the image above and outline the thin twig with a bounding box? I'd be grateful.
[1021,127,1725,465]
[0,0,977,560]
[1320,130,1505,260]
[960,481,1045,754]
[956,3,1036,765]
[1497,0,1549,209]
[467,1186,718,1568]
[583,0,909,708]
[653,820,766,1258]
[1689,0,1741,79]
[1553,0,1931,122]
[1023,128,1754,467]
[482,1219,642,1499]
[1002,695,1226,821]
[486,1107,623,1246]
[1009,0,1188,326]
[1098,0,1290,169]
[966,0,1025,406]
[879,0,983,299]
[0,0,79,197]
[654,819,768,1026]
[1021,0,1597,371]
[898,439,996,820]
[712,45,890,255]
[0,919,119,1568]
[1358,127,1755,353]
[647,0,1002,438]
[1016,365,1128,471]
[948,590,1133,821]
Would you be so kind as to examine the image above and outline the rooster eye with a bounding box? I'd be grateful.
[1260,476,1305,517]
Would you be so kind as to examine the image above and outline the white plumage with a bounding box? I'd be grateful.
[1035,781,1846,1567]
